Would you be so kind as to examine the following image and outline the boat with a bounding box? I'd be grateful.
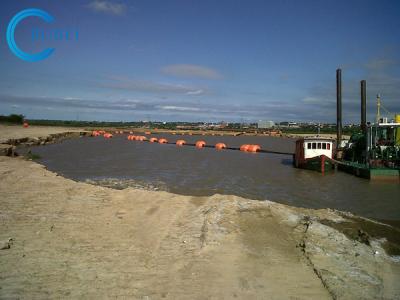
[294,137,336,173]
[335,73,400,181]
[339,117,400,181]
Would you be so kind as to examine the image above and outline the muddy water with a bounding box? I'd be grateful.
[26,133,400,222]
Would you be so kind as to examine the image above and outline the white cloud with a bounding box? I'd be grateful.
[156,105,203,112]
[102,76,206,95]
[86,1,127,16]
[186,89,204,95]
[161,64,223,80]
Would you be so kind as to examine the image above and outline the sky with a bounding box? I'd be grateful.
[0,0,399,123]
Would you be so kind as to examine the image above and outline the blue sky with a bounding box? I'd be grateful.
[0,0,399,123]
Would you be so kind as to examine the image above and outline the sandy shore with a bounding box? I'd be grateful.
[0,125,399,299]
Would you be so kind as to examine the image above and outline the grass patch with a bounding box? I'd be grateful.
[25,151,42,160]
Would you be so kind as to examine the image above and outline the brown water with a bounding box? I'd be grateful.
[25,133,400,222]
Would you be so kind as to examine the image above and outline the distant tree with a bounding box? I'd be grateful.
[0,114,25,124]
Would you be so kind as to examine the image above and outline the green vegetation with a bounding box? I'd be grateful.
[281,126,360,135]
[0,114,25,124]
[25,151,41,160]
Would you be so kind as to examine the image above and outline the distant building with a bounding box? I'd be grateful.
[257,120,275,129]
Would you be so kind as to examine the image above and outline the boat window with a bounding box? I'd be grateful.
[307,143,311,149]
[327,143,331,150]
[317,143,321,149]
[312,142,316,149]
[322,143,326,149]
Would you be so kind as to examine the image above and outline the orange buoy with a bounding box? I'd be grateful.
[135,135,147,141]
[196,140,206,148]
[149,137,158,143]
[23,122,29,128]
[176,139,186,146]
[248,144,261,152]
[127,135,135,140]
[158,138,168,144]
[240,144,250,152]
[215,143,227,150]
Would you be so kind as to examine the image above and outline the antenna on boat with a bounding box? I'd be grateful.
[376,94,392,123]
[376,94,381,123]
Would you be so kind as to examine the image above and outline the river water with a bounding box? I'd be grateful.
[26,133,400,222]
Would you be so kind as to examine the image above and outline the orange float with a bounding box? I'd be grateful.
[135,136,147,141]
[149,137,158,143]
[240,144,250,151]
[158,138,168,144]
[248,144,261,152]
[196,140,206,148]
[215,143,227,150]
[176,139,186,146]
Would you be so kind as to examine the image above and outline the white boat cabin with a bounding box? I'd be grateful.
[303,138,334,159]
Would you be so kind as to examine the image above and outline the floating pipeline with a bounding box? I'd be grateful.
[91,132,294,155]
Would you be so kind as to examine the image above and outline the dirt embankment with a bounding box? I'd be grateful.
[0,125,399,299]
[0,125,89,156]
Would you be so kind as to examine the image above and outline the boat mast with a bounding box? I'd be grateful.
[376,94,381,123]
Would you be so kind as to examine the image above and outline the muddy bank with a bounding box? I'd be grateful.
[0,125,89,156]
[0,126,399,299]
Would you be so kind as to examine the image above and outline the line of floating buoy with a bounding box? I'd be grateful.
[127,135,147,141]
[91,131,267,154]
[92,130,108,137]
[89,131,297,156]
[240,144,261,152]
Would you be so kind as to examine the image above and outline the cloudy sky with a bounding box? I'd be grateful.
[0,0,399,123]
